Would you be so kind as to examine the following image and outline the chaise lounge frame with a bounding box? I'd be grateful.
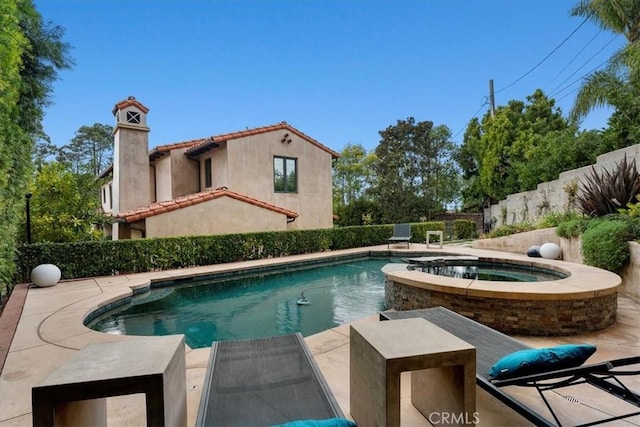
[388,223,412,249]
[196,333,344,426]
[380,306,640,427]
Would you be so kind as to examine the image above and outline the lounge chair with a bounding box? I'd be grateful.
[380,307,640,427]
[388,223,411,248]
[196,333,344,426]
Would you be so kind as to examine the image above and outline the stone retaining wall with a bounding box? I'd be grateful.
[385,279,618,336]
[485,144,640,227]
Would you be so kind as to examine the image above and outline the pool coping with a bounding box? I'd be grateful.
[24,245,620,353]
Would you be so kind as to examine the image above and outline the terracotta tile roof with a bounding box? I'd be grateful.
[112,96,149,115]
[116,188,299,223]
[148,137,208,161]
[154,122,340,159]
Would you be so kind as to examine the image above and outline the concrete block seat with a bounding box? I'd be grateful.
[380,307,640,427]
[196,333,344,426]
[350,318,476,427]
[32,335,187,427]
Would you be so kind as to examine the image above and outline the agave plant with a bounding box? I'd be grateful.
[576,155,640,217]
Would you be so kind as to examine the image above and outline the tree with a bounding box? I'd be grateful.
[58,123,114,175]
[332,143,380,226]
[369,118,459,223]
[601,81,640,148]
[332,143,375,206]
[15,0,73,137]
[0,0,71,298]
[570,0,640,145]
[455,118,489,212]
[28,122,113,242]
[458,90,573,205]
[571,0,640,80]
[334,199,381,226]
[24,162,106,243]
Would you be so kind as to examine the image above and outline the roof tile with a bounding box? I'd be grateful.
[112,96,149,115]
[154,122,339,159]
[117,189,298,223]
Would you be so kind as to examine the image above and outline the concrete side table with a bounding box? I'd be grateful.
[32,335,187,427]
[350,318,475,427]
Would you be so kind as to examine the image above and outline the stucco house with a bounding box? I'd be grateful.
[100,97,339,240]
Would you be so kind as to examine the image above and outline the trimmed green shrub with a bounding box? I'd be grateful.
[17,223,449,282]
[453,220,477,240]
[486,223,536,238]
[537,210,583,228]
[581,219,630,272]
[16,229,337,281]
[610,214,640,242]
[410,222,446,244]
[556,218,590,238]
[620,194,640,217]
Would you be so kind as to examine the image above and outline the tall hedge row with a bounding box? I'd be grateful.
[0,0,29,301]
[16,222,445,282]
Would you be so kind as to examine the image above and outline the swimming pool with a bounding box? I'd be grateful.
[87,258,390,348]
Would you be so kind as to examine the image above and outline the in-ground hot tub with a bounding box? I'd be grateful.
[383,251,622,336]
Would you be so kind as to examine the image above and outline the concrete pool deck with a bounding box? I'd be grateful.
[1,244,638,426]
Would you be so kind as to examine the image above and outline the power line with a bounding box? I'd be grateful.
[495,18,589,95]
[549,35,619,95]
[555,86,580,103]
[548,29,602,84]
[452,98,488,140]
[550,58,610,98]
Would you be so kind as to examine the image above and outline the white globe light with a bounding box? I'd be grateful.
[30,264,61,287]
[539,243,562,260]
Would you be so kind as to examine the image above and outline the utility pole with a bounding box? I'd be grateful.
[489,79,495,117]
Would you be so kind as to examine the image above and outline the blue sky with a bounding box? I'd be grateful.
[35,0,624,153]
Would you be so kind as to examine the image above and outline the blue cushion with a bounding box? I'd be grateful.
[272,418,357,427]
[488,344,597,380]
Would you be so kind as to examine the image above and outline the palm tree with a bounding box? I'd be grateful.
[570,0,640,122]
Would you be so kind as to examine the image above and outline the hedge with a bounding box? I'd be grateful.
[16,222,446,282]
[453,220,477,240]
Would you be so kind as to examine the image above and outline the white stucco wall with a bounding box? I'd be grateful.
[223,132,334,230]
[154,155,173,202]
[145,196,289,238]
[113,127,151,213]
[171,149,199,197]
[620,242,640,302]
[154,148,199,202]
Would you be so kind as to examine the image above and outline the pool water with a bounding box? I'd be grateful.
[405,256,567,282]
[88,258,390,348]
[414,263,566,282]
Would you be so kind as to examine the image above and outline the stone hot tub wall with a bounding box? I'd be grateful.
[383,252,621,336]
[385,279,617,336]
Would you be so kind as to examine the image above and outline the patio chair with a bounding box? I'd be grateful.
[388,223,412,248]
[195,333,345,426]
[380,307,640,427]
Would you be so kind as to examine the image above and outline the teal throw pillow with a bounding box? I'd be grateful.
[488,344,597,380]
[272,418,357,427]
